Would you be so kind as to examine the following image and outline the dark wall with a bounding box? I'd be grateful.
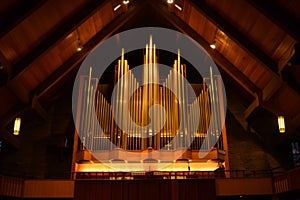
[0,92,74,179]
[226,111,285,172]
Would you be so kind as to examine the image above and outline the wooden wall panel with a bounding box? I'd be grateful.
[74,179,216,200]
[216,178,273,196]
[23,180,74,198]
[0,176,23,198]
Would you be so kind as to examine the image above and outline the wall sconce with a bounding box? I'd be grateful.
[278,116,285,133]
[13,118,21,135]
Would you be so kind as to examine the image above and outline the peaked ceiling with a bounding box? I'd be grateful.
[0,0,299,150]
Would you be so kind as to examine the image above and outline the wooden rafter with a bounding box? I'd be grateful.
[34,2,141,98]
[155,2,260,97]
[190,0,279,74]
[10,0,106,79]
[0,0,47,38]
[247,0,300,42]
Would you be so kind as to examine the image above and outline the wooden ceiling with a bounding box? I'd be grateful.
[0,0,299,149]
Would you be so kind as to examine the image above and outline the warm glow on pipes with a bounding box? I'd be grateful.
[114,4,121,11]
[13,118,21,135]
[175,4,182,11]
[278,116,285,133]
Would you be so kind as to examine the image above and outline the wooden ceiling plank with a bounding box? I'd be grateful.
[155,2,260,98]
[190,0,279,74]
[247,0,300,42]
[34,3,141,100]
[0,0,47,39]
[10,0,106,79]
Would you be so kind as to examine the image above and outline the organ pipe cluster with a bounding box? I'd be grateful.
[76,37,224,152]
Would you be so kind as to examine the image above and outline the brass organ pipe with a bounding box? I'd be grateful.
[192,102,195,150]
[214,77,221,138]
[168,73,172,149]
[149,40,153,147]
[208,84,214,148]
[105,96,108,148]
[80,79,88,150]
[183,65,189,146]
[86,68,93,149]
[166,76,169,149]
[165,83,168,147]
[173,61,179,148]
[101,93,105,149]
[87,84,94,150]
[139,87,142,149]
[210,67,218,148]
[99,92,103,150]
[96,90,100,150]
[166,81,169,149]
[123,60,128,149]
[142,44,148,150]
[181,65,186,146]
[119,51,124,148]
[181,64,185,145]
[116,60,121,147]
[133,81,136,150]
[128,72,132,150]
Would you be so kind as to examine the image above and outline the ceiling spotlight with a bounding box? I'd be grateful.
[210,42,216,49]
[77,40,83,52]
[123,0,130,4]
[167,0,174,4]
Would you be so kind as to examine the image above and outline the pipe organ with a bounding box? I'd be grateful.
[75,37,226,161]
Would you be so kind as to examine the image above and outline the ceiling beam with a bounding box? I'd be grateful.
[0,0,47,38]
[155,2,260,98]
[10,0,106,79]
[190,0,279,74]
[34,3,141,98]
[244,76,283,120]
[247,0,300,42]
